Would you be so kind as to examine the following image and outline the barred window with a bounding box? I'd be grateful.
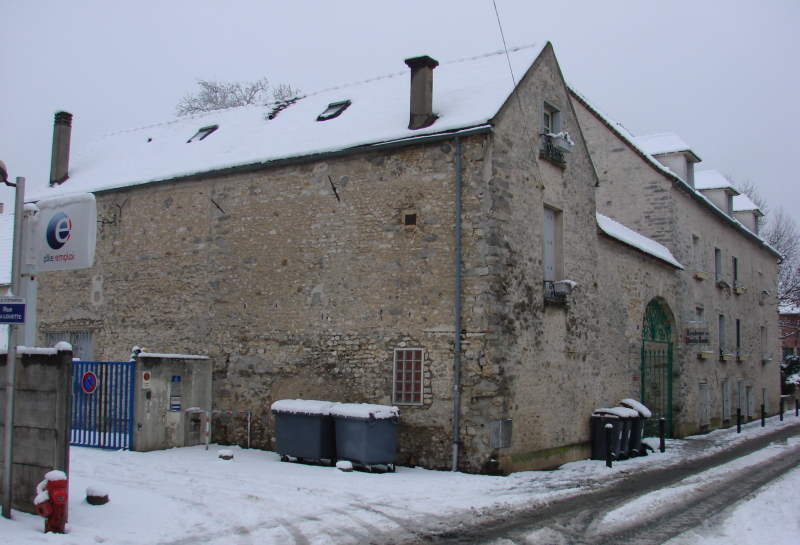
[43,330,93,361]
[393,348,424,405]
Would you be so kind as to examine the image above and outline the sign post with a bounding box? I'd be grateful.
[0,297,26,325]
[3,190,97,519]
[2,177,26,519]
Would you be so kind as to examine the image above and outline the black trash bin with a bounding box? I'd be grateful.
[271,399,338,463]
[591,411,623,460]
[621,398,652,457]
[330,403,399,472]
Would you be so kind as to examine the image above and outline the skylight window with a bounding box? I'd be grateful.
[317,100,351,121]
[187,125,218,143]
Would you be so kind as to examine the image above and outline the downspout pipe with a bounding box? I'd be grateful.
[452,136,462,472]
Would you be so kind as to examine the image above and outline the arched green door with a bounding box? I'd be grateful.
[641,300,673,437]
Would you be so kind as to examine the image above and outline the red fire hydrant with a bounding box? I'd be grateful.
[34,470,68,534]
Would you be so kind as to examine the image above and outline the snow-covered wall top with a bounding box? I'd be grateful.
[29,44,546,201]
[137,352,210,360]
[596,213,684,269]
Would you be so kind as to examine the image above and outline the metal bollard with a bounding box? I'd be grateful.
[737,408,742,433]
[761,404,766,427]
[780,398,784,422]
[659,418,666,453]
[605,423,613,468]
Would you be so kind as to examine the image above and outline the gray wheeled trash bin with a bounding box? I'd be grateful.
[621,398,653,457]
[591,409,625,460]
[330,403,399,472]
[271,399,338,464]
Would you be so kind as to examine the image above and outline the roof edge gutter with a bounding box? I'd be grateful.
[85,125,493,197]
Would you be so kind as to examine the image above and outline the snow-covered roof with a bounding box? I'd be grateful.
[694,169,739,194]
[596,213,684,269]
[569,87,780,260]
[0,214,13,285]
[29,45,547,200]
[634,132,701,161]
[733,194,763,215]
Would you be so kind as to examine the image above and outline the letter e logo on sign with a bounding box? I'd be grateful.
[46,212,72,250]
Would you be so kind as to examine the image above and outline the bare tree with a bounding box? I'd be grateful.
[176,78,300,116]
[730,175,800,311]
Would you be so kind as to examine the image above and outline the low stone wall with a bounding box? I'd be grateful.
[0,349,72,514]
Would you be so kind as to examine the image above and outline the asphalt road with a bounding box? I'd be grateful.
[410,422,800,545]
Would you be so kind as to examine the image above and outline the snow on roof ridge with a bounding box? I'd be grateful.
[79,45,545,146]
[596,213,684,269]
[299,43,545,101]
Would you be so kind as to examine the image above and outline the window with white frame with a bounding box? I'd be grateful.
[542,102,562,135]
[393,348,424,405]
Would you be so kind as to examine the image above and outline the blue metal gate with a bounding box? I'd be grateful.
[71,361,135,449]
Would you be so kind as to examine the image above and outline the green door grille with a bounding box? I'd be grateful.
[641,300,673,437]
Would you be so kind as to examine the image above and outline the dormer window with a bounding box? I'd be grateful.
[317,100,351,121]
[187,125,218,143]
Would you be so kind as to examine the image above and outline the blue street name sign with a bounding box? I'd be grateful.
[0,297,26,324]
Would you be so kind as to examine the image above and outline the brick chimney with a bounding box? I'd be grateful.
[404,56,439,130]
[50,111,73,185]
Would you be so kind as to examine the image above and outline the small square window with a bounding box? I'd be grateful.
[404,214,417,226]
[317,100,351,121]
[187,125,218,143]
[393,348,424,405]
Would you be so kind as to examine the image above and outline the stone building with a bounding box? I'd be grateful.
[28,42,781,473]
[571,89,782,437]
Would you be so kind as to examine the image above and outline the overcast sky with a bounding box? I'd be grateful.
[1,0,798,228]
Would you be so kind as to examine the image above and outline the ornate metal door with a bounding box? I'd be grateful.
[641,300,673,437]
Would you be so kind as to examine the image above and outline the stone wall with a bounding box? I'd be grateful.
[36,133,495,470]
[573,96,782,438]
[463,45,607,472]
[0,349,71,514]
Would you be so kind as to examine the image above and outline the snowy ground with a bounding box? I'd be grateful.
[3,414,800,545]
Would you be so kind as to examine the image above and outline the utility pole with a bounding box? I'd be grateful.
[1,157,25,519]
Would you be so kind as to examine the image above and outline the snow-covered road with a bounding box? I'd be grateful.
[3,414,799,544]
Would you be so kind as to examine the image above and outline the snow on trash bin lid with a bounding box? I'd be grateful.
[594,407,640,418]
[270,399,339,416]
[329,403,399,420]
[620,398,652,418]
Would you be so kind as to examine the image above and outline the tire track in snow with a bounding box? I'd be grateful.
[411,422,800,544]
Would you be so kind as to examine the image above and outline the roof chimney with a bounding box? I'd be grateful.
[50,111,73,185]
[404,56,439,130]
